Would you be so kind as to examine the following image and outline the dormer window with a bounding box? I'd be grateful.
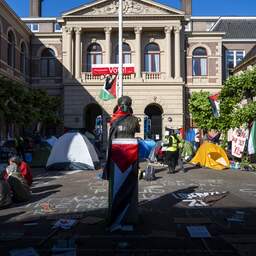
[27,23,39,32]
[54,23,62,32]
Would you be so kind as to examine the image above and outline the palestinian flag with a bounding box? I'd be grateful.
[108,138,139,231]
[99,75,117,101]
[209,93,220,117]
[248,121,256,155]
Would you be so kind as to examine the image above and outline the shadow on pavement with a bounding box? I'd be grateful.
[1,184,251,255]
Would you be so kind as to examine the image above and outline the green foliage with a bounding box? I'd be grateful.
[188,91,219,130]
[189,67,256,132]
[0,75,62,127]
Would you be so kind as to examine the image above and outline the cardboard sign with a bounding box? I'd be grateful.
[231,128,247,158]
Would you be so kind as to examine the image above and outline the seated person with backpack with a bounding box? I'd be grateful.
[9,156,33,186]
[5,163,31,203]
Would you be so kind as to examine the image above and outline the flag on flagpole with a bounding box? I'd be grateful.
[248,121,256,155]
[99,75,117,101]
[209,93,220,117]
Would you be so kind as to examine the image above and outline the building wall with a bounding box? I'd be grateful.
[1,0,256,142]
[186,35,222,88]
[192,20,218,31]
[64,83,184,140]
[30,35,63,96]
[0,3,31,83]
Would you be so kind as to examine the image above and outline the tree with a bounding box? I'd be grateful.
[0,75,62,134]
[188,91,219,130]
[189,67,256,132]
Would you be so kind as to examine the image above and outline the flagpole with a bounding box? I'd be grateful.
[118,0,123,98]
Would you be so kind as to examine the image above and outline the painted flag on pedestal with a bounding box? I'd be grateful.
[209,93,220,117]
[99,75,117,101]
[248,121,256,155]
[108,138,138,231]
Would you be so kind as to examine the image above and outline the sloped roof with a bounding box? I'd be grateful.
[212,18,256,39]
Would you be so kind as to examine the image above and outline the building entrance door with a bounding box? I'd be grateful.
[144,103,163,140]
[84,103,103,146]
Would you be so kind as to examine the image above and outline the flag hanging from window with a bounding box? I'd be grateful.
[208,93,220,117]
[99,75,117,101]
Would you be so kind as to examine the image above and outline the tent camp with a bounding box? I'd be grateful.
[46,132,99,171]
[190,142,230,170]
[138,139,156,160]
[45,136,58,147]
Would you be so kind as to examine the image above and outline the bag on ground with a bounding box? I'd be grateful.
[144,165,156,181]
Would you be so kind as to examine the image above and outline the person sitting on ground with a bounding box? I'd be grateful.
[0,170,12,208]
[5,163,31,203]
[9,156,33,186]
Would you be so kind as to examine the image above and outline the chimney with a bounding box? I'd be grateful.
[30,0,41,17]
[181,0,192,16]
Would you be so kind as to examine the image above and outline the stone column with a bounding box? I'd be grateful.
[134,27,142,79]
[174,26,181,80]
[65,27,73,76]
[104,27,112,63]
[75,27,82,79]
[165,26,172,79]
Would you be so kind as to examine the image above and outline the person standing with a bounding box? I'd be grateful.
[163,130,180,174]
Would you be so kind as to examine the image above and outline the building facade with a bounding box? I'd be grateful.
[1,0,256,144]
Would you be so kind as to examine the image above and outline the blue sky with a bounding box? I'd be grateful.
[5,0,256,17]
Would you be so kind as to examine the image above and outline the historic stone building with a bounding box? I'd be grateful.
[1,0,256,143]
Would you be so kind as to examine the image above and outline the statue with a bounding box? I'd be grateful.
[105,96,140,231]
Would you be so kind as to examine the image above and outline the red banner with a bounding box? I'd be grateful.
[91,64,135,76]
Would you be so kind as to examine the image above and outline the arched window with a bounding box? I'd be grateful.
[192,47,207,76]
[86,43,102,72]
[8,31,15,67]
[115,43,131,64]
[20,42,26,75]
[40,48,56,77]
[144,43,160,72]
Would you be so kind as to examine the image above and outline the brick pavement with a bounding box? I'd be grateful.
[1,165,256,255]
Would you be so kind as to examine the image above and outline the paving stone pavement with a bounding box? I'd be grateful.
[1,163,256,255]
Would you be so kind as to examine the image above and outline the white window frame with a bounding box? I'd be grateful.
[225,49,245,77]
[27,23,39,32]
[54,23,62,32]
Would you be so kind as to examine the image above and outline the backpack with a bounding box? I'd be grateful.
[168,135,180,147]
[144,165,156,181]
[8,173,31,202]
[168,136,173,146]
[0,180,12,208]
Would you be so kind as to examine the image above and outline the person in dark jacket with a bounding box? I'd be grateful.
[0,170,12,208]
[163,130,180,173]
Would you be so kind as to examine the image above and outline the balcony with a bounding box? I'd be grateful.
[81,72,136,83]
[192,76,209,84]
[81,72,166,83]
[142,72,164,80]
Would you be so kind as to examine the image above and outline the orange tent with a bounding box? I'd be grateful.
[190,142,230,170]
